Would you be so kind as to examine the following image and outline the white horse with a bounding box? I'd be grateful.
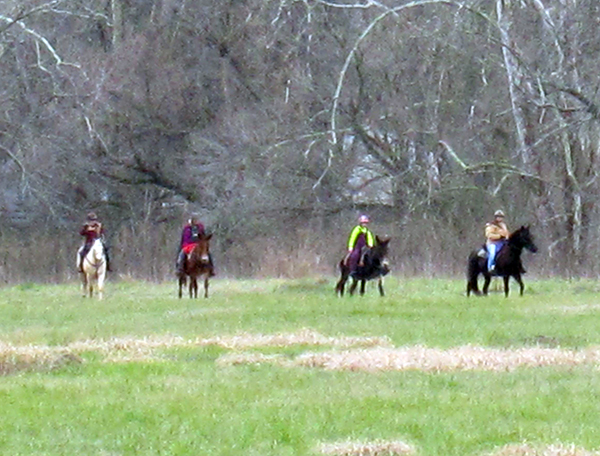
[78,239,107,300]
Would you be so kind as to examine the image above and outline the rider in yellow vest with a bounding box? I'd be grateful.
[345,214,375,273]
[485,209,509,273]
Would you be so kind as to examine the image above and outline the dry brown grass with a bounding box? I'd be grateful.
[0,342,82,375]
[5,330,600,374]
[548,304,600,315]
[488,443,600,456]
[295,346,600,372]
[219,345,600,372]
[0,330,392,371]
[316,440,415,455]
[195,328,392,350]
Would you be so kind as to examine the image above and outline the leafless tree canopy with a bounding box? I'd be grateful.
[1,0,599,281]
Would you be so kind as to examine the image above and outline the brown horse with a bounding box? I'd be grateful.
[466,226,537,297]
[336,236,391,297]
[178,233,214,298]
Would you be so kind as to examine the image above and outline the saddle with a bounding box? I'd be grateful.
[182,243,197,255]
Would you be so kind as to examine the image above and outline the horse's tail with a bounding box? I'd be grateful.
[466,251,482,296]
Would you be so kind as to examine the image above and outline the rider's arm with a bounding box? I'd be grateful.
[485,223,503,241]
[365,229,375,248]
[347,226,361,251]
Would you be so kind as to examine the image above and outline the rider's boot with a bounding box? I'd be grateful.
[208,255,216,277]
[105,246,112,272]
[176,250,186,275]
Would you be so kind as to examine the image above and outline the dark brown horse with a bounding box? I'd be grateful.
[178,233,213,298]
[466,225,537,297]
[336,236,390,297]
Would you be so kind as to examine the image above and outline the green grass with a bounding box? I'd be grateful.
[1,277,600,455]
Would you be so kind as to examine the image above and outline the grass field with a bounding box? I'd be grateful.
[2,276,600,455]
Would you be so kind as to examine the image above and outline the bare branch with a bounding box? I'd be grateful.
[0,8,80,69]
[330,1,475,147]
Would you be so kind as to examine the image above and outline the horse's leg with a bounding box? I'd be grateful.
[349,278,358,296]
[514,273,525,296]
[503,275,510,297]
[204,276,209,298]
[97,267,106,300]
[335,274,347,296]
[467,273,480,296]
[359,280,366,296]
[335,262,348,296]
[482,274,491,295]
[190,277,198,298]
[178,275,185,299]
[378,277,385,297]
[81,271,88,298]
[335,278,345,296]
[88,273,94,298]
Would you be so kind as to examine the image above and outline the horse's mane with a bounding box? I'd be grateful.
[508,225,531,244]
[370,236,390,257]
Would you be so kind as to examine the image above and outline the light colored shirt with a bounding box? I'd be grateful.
[485,221,509,242]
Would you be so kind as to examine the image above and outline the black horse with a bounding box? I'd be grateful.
[336,236,391,297]
[466,225,537,297]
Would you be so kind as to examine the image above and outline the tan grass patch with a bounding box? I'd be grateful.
[216,352,290,367]
[317,440,415,455]
[0,330,392,368]
[489,443,600,455]
[219,345,600,372]
[549,304,600,315]
[295,346,600,372]
[195,329,392,350]
[0,342,82,375]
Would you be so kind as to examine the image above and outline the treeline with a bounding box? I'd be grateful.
[0,0,599,282]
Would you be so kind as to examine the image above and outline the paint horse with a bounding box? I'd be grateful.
[78,238,107,300]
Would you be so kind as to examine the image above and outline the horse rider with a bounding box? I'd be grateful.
[78,212,111,273]
[485,209,509,273]
[176,215,215,275]
[344,214,375,274]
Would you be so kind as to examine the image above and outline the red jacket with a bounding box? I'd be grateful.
[180,223,205,249]
[80,221,104,245]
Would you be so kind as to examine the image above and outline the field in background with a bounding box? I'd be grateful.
[1,277,600,455]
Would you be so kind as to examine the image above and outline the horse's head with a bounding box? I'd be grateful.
[511,225,538,253]
[372,236,390,258]
[191,233,212,264]
[366,236,391,272]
